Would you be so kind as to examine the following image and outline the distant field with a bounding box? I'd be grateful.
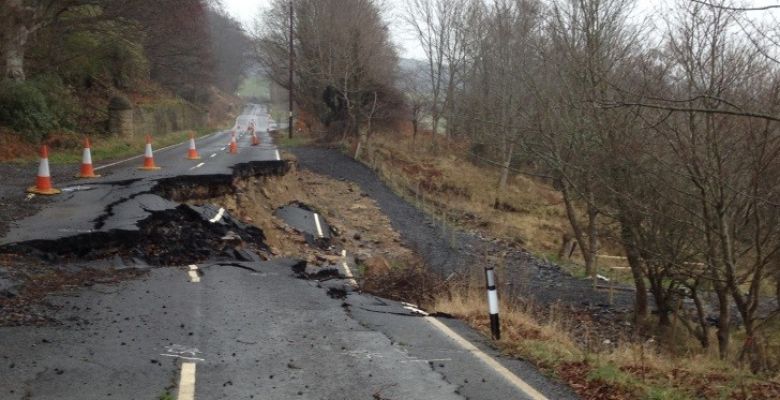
[237,76,270,100]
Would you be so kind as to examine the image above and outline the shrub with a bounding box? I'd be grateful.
[0,76,77,142]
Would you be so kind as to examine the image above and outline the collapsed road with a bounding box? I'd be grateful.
[0,105,576,400]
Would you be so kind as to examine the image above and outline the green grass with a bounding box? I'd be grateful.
[274,134,312,148]
[237,76,270,100]
[44,128,214,165]
[587,363,634,386]
[158,392,174,400]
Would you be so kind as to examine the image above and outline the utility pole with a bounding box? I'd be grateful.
[288,0,294,139]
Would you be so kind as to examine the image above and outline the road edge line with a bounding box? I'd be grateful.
[423,316,550,400]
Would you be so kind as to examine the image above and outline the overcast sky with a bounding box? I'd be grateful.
[223,0,433,59]
[222,0,780,60]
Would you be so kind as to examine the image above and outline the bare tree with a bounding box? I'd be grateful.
[254,0,399,144]
[398,64,428,144]
[0,0,100,81]
[403,0,469,148]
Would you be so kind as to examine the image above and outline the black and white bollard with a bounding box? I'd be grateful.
[485,266,500,340]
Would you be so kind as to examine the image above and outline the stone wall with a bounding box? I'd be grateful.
[131,100,208,137]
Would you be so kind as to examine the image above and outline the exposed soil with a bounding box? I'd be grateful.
[209,162,421,278]
[290,146,639,341]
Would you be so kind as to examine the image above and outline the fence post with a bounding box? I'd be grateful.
[485,266,500,340]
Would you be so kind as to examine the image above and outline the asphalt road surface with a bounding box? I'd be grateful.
[0,105,577,400]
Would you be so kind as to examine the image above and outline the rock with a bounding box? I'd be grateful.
[0,269,20,298]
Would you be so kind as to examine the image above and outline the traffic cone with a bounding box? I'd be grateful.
[75,137,100,178]
[27,145,61,195]
[228,132,238,154]
[138,135,161,171]
[186,133,200,160]
[251,132,260,146]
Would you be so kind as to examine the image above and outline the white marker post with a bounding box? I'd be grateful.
[485,266,500,340]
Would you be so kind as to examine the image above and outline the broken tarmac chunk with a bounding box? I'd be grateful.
[2,203,271,267]
[274,202,332,247]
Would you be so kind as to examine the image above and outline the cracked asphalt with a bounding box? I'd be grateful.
[0,105,576,399]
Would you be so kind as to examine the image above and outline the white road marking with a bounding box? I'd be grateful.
[275,149,281,161]
[209,207,225,223]
[189,162,205,171]
[403,303,429,316]
[188,265,200,283]
[423,317,549,400]
[94,132,218,171]
[210,153,217,158]
[221,146,226,151]
[341,250,358,287]
[313,213,324,237]
[177,361,197,400]
[161,354,205,362]
[400,358,453,363]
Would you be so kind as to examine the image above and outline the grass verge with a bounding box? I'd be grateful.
[366,268,779,400]
[46,128,215,165]
[344,133,780,399]
[272,132,313,148]
[2,127,218,165]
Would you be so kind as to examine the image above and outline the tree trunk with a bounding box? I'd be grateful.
[495,142,514,205]
[586,193,599,281]
[412,118,418,144]
[430,110,440,151]
[354,133,365,160]
[1,4,32,82]
[561,181,593,276]
[619,214,649,324]
[715,286,731,360]
[690,284,710,349]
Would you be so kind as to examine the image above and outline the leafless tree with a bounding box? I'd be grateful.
[403,0,470,148]
[397,65,429,144]
[254,0,400,146]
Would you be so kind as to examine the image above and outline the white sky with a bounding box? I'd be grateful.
[222,0,780,60]
[222,0,428,59]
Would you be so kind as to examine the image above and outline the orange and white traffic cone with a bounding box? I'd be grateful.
[228,132,238,154]
[27,145,61,195]
[186,133,200,160]
[75,137,100,178]
[251,132,260,146]
[138,135,161,171]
